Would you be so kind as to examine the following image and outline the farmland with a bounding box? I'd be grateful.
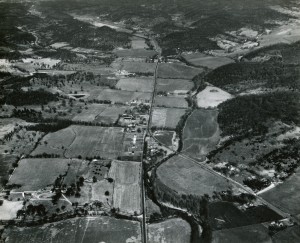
[116,77,154,92]
[157,63,204,79]
[181,52,234,69]
[155,155,231,198]
[196,86,232,108]
[153,130,175,148]
[148,218,191,243]
[272,225,300,243]
[156,78,194,93]
[212,224,271,243]
[182,109,220,161]
[151,107,187,129]
[155,96,188,108]
[31,126,125,159]
[109,160,142,215]
[96,89,151,104]
[2,217,141,243]
[114,49,157,58]
[113,60,156,74]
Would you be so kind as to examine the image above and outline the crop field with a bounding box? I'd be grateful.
[148,218,191,243]
[114,49,157,58]
[196,86,233,108]
[182,53,234,69]
[113,60,156,74]
[96,89,151,104]
[31,126,125,159]
[272,225,300,243]
[116,77,154,92]
[2,216,141,243]
[7,158,82,191]
[155,96,188,108]
[72,104,127,124]
[131,36,149,49]
[262,168,300,217]
[157,63,203,79]
[182,109,220,161]
[109,160,142,215]
[0,200,23,220]
[157,78,194,93]
[0,154,17,190]
[153,130,175,147]
[156,155,230,197]
[212,224,271,243]
[151,108,187,129]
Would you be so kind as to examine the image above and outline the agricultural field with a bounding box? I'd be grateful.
[31,125,125,159]
[116,77,154,92]
[196,86,233,108]
[2,217,141,243]
[147,218,191,243]
[155,96,188,108]
[114,49,157,58]
[182,52,234,69]
[156,78,194,93]
[0,154,18,190]
[182,109,220,161]
[0,200,23,220]
[272,225,300,243]
[130,36,149,49]
[156,155,231,197]
[72,104,127,124]
[151,107,187,129]
[153,130,175,148]
[157,63,203,79]
[113,60,156,74]
[96,89,151,104]
[261,168,300,218]
[212,224,271,243]
[109,160,142,215]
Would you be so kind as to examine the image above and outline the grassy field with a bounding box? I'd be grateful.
[157,63,203,79]
[182,53,234,69]
[153,130,175,147]
[157,78,194,93]
[2,216,141,243]
[156,155,230,197]
[155,96,188,108]
[31,125,125,159]
[0,154,18,190]
[212,224,271,243]
[114,48,157,58]
[109,160,142,215]
[196,86,232,108]
[182,109,220,161]
[116,77,154,92]
[96,89,151,104]
[272,225,300,243]
[148,218,191,243]
[72,104,127,124]
[262,167,300,217]
[151,108,187,129]
[114,60,156,74]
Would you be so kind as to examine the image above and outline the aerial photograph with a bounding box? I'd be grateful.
[0,0,299,242]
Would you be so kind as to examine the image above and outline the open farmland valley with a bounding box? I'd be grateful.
[1,0,300,242]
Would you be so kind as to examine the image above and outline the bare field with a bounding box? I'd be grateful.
[109,160,142,215]
[196,86,233,108]
[212,224,271,243]
[155,96,188,108]
[2,217,141,243]
[148,218,191,243]
[156,155,230,197]
[157,63,204,79]
[157,78,194,93]
[31,125,125,159]
[151,108,187,129]
[116,77,154,92]
[182,109,220,161]
[182,53,234,69]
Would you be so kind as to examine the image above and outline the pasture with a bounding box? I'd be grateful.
[153,130,175,148]
[3,217,141,243]
[113,60,156,74]
[157,78,194,93]
[182,109,220,161]
[212,224,271,243]
[272,225,300,243]
[116,77,154,92]
[262,167,300,217]
[131,36,149,49]
[109,160,142,215]
[155,96,188,108]
[156,155,230,197]
[182,53,234,69]
[157,63,203,79]
[196,86,233,108]
[148,218,191,243]
[114,49,157,58]
[31,126,125,159]
[0,200,23,220]
[151,108,187,129]
[96,89,151,104]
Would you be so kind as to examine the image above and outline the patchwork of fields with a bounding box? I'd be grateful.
[151,107,187,129]
[157,63,204,79]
